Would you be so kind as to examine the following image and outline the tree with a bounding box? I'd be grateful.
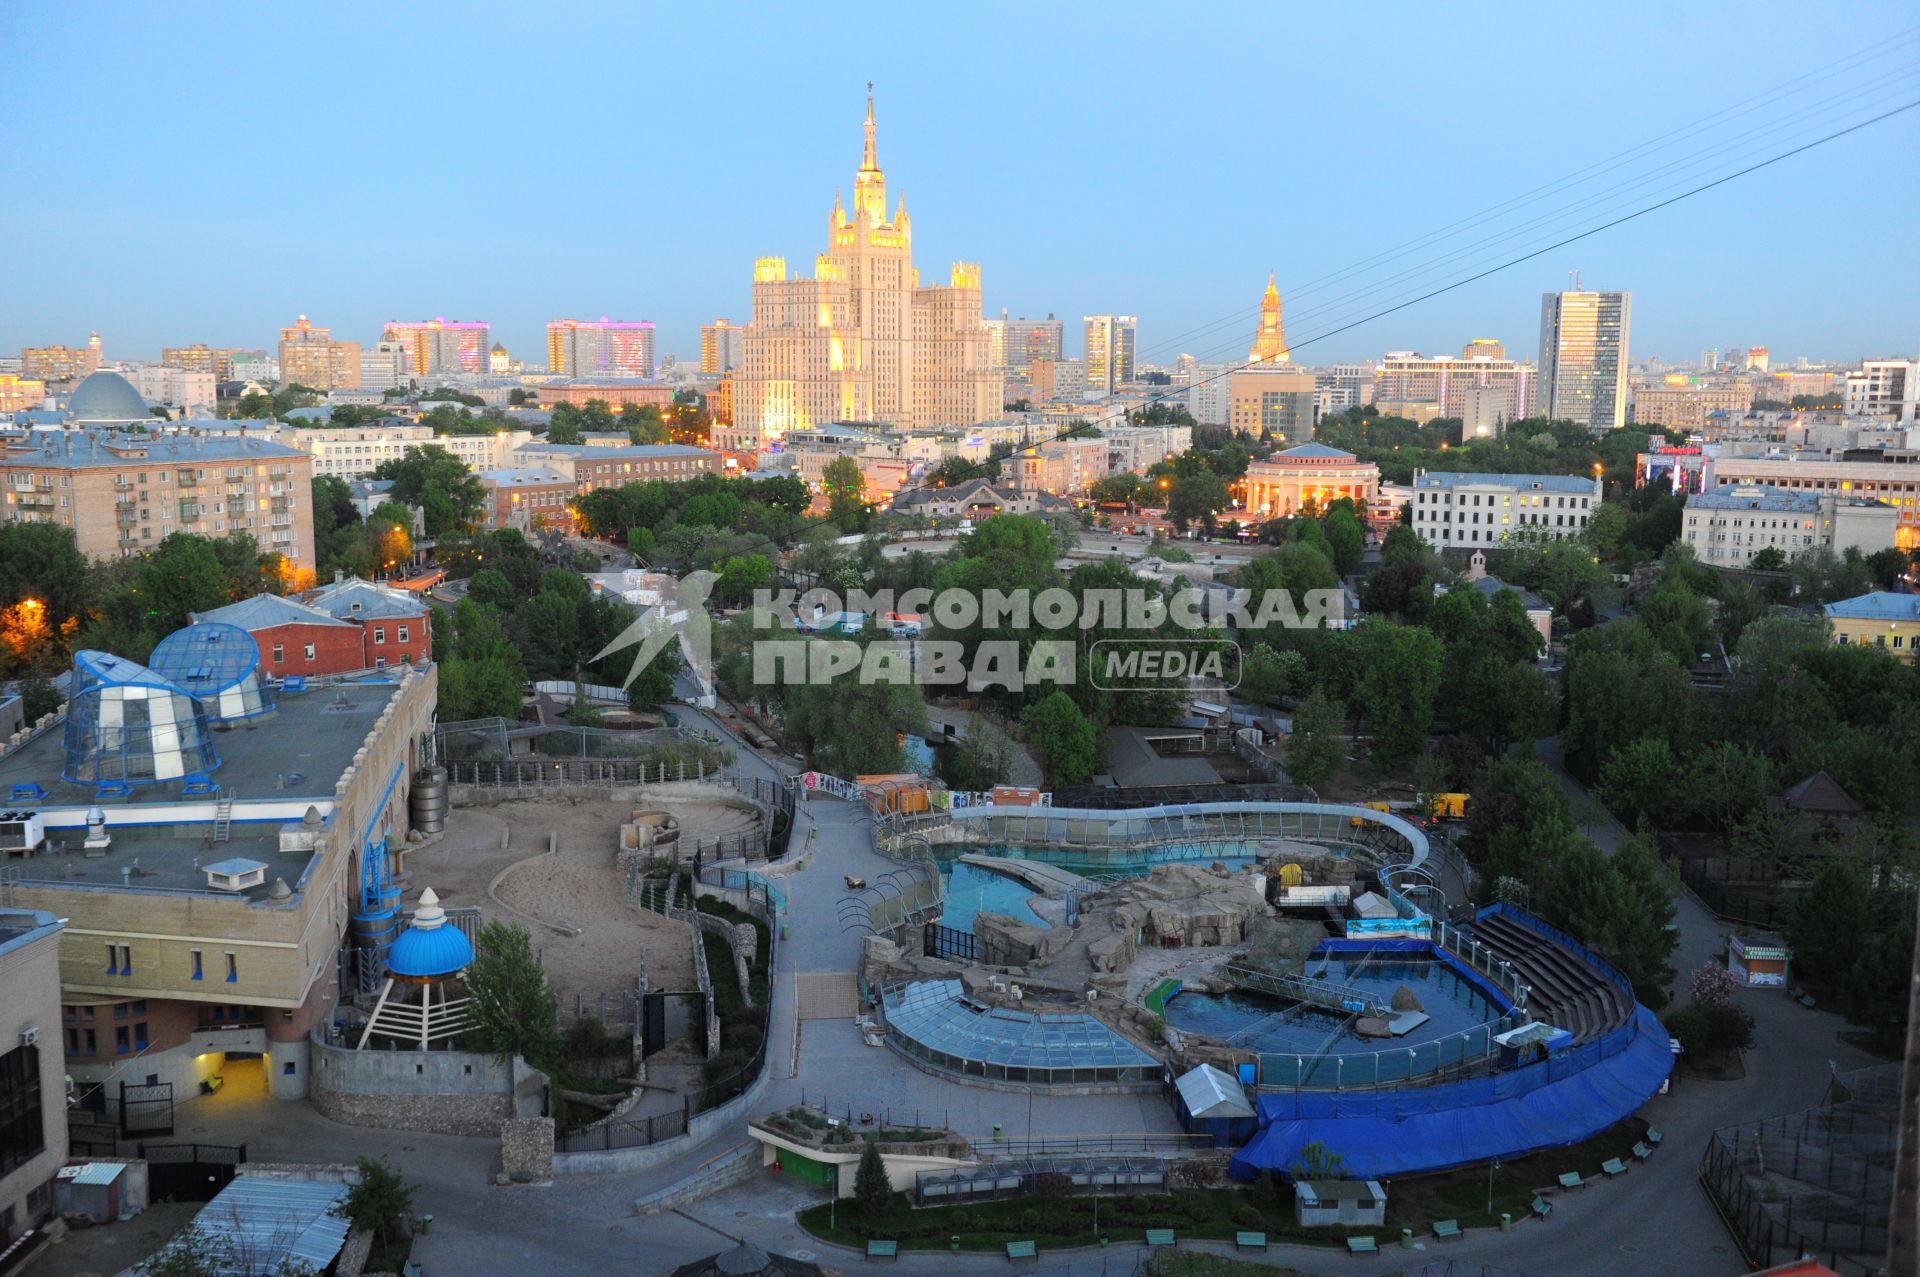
[854,1139,891,1216]
[1789,860,1871,985]
[1353,621,1443,761]
[1166,470,1229,533]
[1285,689,1344,788]
[1380,524,1426,567]
[1021,690,1099,786]
[466,568,517,612]
[1749,545,1787,571]
[463,920,561,1067]
[1240,644,1305,704]
[336,1156,416,1249]
[822,456,868,529]
[138,534,233,635]
[1597,736,1683,828]
[1843,912,1916,1042]
[372,445,485,537]
[1322,507,1365,576]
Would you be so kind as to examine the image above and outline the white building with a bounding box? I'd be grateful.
[357,341,414,393]
[1102,424,1192,475]
[1186,363,1237,425]
[1682,485,1898,567]
[1410,469,1601,549]
[279,421,533,479]
[1844,359,1917,423]
[122,365,217,416]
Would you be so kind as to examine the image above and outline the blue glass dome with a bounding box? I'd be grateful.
[62,650,219,788]
[68,371,150,422]
[151,622,273,722]
[388,889,473,979]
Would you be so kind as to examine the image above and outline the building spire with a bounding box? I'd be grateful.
[862,82,878,173]
[1250,273,1290,364]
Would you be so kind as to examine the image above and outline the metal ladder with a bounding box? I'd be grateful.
[211,792,233,844]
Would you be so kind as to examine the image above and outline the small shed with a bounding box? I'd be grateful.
[54,1161,127,1223]
[1172,1063,1258,1146]
[1295,1178,1388,1228]
[1729,934,1792,988]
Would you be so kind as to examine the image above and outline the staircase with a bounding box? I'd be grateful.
[211,794,233,844]
[1469,912,1633,1042]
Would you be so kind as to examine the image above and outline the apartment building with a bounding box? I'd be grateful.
[1410,469,1600,549]
[0,432,315,573]
[1681,485,1897,567]
[512,442,720,493]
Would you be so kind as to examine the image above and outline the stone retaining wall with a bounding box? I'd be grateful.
[309,1033,541,1137]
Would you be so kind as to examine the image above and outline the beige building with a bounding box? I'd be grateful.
[1247,275,1290,364]
[1229,368,1318,444]
[162,344,241,382]
[1011,435,1108,495]
[1411,469,1600,549]
[1243,444,1381,518]
[728,93,999,447]
[278,316,362,391]
[20,335,101,384]
[1374,345,1536,435]
[1630,379,1756,434]
[512,442,720,493]
[700,320,745,375]
[1702,453,1920,551]
[0,662,438,1106]
[1825,592,1920,661]
[281,421,534,480]
[0,374,46,412]
[0,910,67,1240]
[0,432,316,575]
[1681,485,1896,567]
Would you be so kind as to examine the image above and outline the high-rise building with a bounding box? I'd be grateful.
[382,318,491,377]
[1745,346,1771,373]
[1248,275,1290,364]
[277,316,362,390]
[1537,288,1631,431]
[700,320,745,375]
[728,91,999,446]
[983,312,1065,374]
[358,341,412,393]
[21,335,101,384]
[1084,316,1137,396]
[546,318,657,379]
[1844,359,1918,423]
[162,344,240,382]
[1701,348,1722,373]
[1374,348,1535,436]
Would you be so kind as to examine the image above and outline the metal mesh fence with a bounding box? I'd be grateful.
[1700,1063,1901,1276]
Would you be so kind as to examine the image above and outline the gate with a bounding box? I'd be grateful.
[68,1117,119,1158]
[119,1081,174,1137]
[140,1142,246,1203]
[923,921,976,961]
[641,991,666,1058]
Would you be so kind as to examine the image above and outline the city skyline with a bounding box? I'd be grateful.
[3,3,1918,371]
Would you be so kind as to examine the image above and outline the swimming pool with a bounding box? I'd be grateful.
[940,861,1044,934]
[967,841,1280,878]
[1163,954,1502,1055]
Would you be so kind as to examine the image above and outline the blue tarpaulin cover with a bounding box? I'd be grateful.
[1228,1006,1672,1180]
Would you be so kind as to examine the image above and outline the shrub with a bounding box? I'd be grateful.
[854,1140,891,1216]
[1689,962,1741,1009]
[1663,1002,1709,1058]
[1702,999,1756,1054]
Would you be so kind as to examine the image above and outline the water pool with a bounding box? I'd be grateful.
[1163,955,1501,1055]
[940,861,1044,934]
[969,841,1281,878]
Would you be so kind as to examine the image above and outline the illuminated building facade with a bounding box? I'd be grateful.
[162,344,241,382]
[278,317,362,391]
[382,319,491,376]
[20,336,101,384]
[1084,315,1136,395]
[1248,275,1290,364]
[1630,379,1756,435]
[1538,289,1631,431]
[1228,368,1318,444]
[1243,444,1380,518]
[0,374,47,412]
[701,320,745,374]
[1374,345,1536,436]
[730,91,998,448]
[547,318,656,379]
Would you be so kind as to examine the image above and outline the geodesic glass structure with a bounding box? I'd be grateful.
[61,650,220,788]
[149,622,274,723]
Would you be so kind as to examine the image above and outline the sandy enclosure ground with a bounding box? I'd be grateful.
[406,799,700,1012]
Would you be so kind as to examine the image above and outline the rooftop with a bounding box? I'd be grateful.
[515,442,714,460]
[1268,442,1357,461]
[0,676,401,896]
[192,593,353,632]
[1413,470,1596,493]
[477,467,571,486]
[304,576,431,621]
[0,430,305,468]
[1692,486,1889,513]
[1824,591,1920,622]
[1469,574,1551,612]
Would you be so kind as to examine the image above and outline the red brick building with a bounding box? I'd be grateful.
[193,577,432,676]
[477,466,575,531]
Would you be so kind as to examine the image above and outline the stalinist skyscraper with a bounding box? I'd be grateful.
[726,89,1000,447]
[1248,273,1291,364]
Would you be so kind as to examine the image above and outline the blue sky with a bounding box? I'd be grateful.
[3,1,1916,369]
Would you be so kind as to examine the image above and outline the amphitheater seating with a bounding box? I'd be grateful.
[1470,912,1634,1043]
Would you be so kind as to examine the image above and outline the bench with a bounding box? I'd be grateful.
[1557,1171,1586,1190]
[1432,1219,1462,1240]
[1601,1158,1628,1178]
[1530,1196,1553,1219]
[1645,1127,1663,1146]
[1144,1230,1175,1248]
[1632,1141,1654,1161]
[1005,1241,1036,1262]
[1234,1232,1267,1251]
[1346,1236,1378,1255]
[866,1241,897,1261]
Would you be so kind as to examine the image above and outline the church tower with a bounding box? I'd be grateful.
[1249,274,1291,364]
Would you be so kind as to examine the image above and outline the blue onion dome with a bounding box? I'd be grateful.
[387,887,473,978]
